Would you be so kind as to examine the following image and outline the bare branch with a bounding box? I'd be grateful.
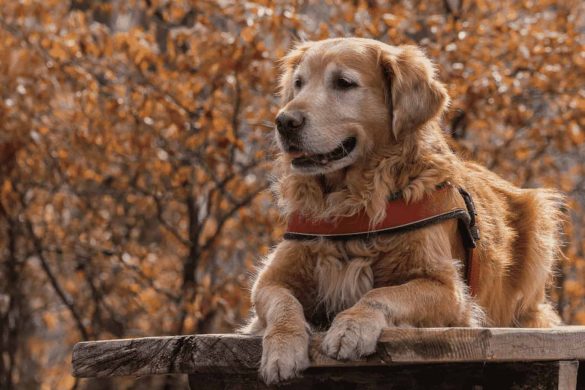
[202,184,268,253]
[22,217,91,340]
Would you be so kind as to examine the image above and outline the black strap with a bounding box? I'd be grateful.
[457,187,480,248]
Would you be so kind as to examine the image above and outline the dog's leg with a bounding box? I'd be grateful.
[322,278,475,360]
[254,284,311,384]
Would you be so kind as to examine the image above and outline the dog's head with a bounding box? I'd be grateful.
[275,38,449,176]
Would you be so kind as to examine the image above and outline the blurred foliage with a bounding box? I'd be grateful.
[0,0,583,388]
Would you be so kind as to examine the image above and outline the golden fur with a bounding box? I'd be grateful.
[242,38,563,385]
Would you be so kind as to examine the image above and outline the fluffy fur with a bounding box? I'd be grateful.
[242,38,563,385]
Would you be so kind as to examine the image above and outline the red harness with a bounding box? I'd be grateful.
[284,184,481,295]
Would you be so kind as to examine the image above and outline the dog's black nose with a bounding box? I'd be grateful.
[276,111,305,137]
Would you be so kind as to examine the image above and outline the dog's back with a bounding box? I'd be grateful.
[463,162,563,326]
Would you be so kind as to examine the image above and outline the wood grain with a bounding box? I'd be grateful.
[72,326,585,378]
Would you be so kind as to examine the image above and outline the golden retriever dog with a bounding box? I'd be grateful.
[242,37,563,385]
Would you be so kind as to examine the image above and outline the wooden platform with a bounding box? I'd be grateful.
[72,327,585,389]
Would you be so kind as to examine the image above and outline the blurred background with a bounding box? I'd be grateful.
[0,0,583,388]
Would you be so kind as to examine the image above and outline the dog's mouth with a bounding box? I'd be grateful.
[289,137,357,168]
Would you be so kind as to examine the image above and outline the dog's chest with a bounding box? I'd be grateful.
[308,237,419,317]
[313,254,374,315]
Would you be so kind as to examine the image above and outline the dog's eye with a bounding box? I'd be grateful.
[294,78,303,89]
[334,77,358,90]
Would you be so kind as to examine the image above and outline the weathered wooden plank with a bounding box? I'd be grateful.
[559,361,579,390]
[373,327,585,364]
[73,334,262,377]
[72,327,585,378]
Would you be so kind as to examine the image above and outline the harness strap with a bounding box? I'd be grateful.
[457,188,480,296]
[284,184,481,295]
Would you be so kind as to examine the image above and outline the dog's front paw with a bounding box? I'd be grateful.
[322,311,383,360]
[260,330,310,385]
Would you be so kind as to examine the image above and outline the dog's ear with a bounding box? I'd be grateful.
[278,42,312,104]
[379,45,449,138]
